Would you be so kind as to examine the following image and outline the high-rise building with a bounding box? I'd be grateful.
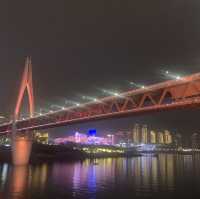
[132,124,140,144]
[157,132,164,144]
[141,125,148,144]
[150,130,156,144]
[164,130,172,144]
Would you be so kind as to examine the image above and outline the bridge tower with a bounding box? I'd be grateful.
[12,57,34,166]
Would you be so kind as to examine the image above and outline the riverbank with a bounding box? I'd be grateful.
[0,143,141,163]
[0,143,198,164]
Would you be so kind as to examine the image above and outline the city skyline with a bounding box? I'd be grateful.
[47,108,200,140]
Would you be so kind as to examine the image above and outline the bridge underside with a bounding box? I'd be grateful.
[1,73,200,134]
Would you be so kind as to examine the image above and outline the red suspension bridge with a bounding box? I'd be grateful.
[1,58,200,134]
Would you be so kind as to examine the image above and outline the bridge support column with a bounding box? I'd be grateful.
[12,134,32,166]
[11,121,33,166]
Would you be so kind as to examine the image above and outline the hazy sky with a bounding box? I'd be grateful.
[0,1,200,137]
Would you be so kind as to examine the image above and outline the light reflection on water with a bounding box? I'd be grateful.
[0,154,200,198]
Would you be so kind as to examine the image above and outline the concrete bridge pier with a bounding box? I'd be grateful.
[11,121,33,166]
[12,135,32,166]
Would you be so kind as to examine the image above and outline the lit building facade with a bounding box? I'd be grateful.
[131,124,174,146]
[164,130,172,144]
[54,132,114,146]
[54,124,175,148]
[141,125,148,144]
[34,132,49,144]
[150,130,156,144]
[132,124,140,144]
[157,132,164,144]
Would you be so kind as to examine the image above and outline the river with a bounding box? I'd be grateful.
[0,154,200,199]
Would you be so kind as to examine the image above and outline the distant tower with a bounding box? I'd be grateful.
[141,125,148,144]
[164,130,172,144]
[150,130,156,144]
[133,124,140,144]
[157,132,164,144]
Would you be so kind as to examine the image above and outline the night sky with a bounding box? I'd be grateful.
[0,1,200,139]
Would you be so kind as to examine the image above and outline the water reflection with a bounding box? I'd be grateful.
[9,166,29,199]
[0,164,8,191]
[29,163,48,194]
[0,154,200,198]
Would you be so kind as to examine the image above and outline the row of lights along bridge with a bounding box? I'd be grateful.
[0,70,183,123]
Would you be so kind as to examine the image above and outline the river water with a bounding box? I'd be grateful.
[0,154,200,199]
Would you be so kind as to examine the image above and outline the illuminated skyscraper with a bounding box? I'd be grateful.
[150,130,156,144]
[157,132,164,144]
[133,124,140,144]
[141,125,148,144]
[164,130,172,144]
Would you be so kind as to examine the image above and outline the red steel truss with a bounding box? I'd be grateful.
[1,72,200,134]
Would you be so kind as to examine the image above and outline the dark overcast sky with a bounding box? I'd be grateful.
[0,0,200,137]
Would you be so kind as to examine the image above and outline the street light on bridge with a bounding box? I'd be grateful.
[101,89,122,97]
[164,70,182,80]
[81,95,100,103]
[129,82,146,89]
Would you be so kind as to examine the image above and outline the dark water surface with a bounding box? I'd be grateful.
[0,154,200,199]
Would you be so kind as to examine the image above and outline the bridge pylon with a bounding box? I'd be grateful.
[12,57,34,166]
